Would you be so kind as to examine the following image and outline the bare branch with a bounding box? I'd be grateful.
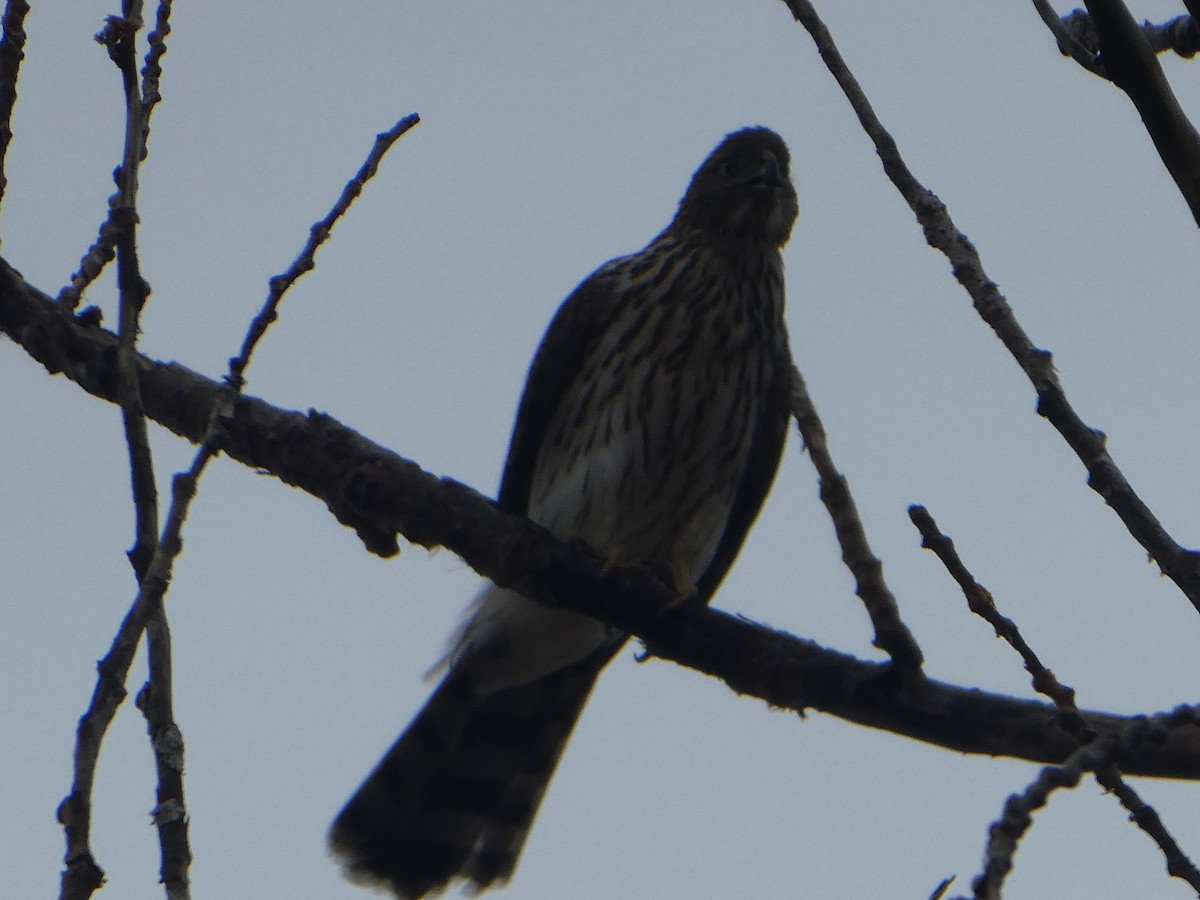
[1056,10,1200,63]
[1183,3,1200,32]
[0,0,30,228]
[911,506,1200,896]
[141,1,172,113]
[229,113,420,389]
[969,711,1200,899]
[1081,0,1200,223]
[971,734,1118,900]
[57,109,418,899]
[59,6,172,313]
[909,505,1080,716]
[58,439,209,900]
[7,264,1200,775]
[98,11,159,575]
[1032,0,1103,74]
[60,13,173,899]
[1092,763,1200,891]
[137,608,191,900]
[780,0,1200,616]
[56,212,121,311]
[1142,14,1200,59]
[790,366,923,671]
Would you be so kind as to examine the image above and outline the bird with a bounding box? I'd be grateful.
[329,125,800,898]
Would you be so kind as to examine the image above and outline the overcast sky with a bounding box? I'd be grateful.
[5,2,1200,898]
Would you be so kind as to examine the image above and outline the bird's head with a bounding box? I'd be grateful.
[673,126,799,250]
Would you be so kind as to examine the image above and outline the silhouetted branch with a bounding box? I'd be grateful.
[1033,0,1103,73]
[141,1,172,114]
[1091,763,1200,892]
[970,733,1119,900]
[0,0,30,224]
[968,710,1200,899]
[61,12,181,900]
[781,0,1200,616]
[1055,10,1200,63]
[6,262,1200,776]
[911,506,1200,897]
[55,101,418,900]
[909,505,1080,715]
[1036,2,1200,221]
[100,9,157,576]
[1082,0,1200,225]
[790,366,923,672]
[230,113,420,390]
[56,213,121,311]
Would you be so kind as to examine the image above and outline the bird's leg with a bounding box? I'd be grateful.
[598,545,694,603]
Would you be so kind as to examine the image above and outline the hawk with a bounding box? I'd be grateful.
[330,126,800,897]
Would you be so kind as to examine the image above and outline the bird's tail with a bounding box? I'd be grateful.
[329,647,615,898]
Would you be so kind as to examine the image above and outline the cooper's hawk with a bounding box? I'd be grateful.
[330,126,800,897]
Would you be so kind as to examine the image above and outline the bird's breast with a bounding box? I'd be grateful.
[529,254,784,587]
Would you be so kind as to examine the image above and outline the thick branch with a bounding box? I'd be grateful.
[1052,11,1200,67]
[1083,0,1200,224]
[5,260,1200,776]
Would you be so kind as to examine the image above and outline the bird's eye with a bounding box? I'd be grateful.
[719,159,738,178]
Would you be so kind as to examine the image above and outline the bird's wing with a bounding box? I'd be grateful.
[496,266,623,515]
[691,356,792,605]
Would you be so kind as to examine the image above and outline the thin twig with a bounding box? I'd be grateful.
[0,0,31,232]
[1092,763,1200,891]
[58,4,172,312]
[100,12,159,574]
[781,0,1200,615]
[227,112,421,389]
[60,452,208,900]
[909,506,1200,896]
[1031,0,1103,73]
[138,606,190,900]
[971,712,1200,899]
[790,366,923,672]
[908,505,1081,719]
[130,461,208,900]
[62,13,178,900]
[971,735,1118,900]
[57,210,121,311]
[132,13,187,898]
[141,1,172,113]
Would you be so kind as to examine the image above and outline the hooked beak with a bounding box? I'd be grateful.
[744,151,786,190]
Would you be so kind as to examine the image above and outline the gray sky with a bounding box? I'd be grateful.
[5,2,1200,898]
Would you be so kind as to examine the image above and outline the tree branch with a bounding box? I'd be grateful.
[791,367,923,671]
[0,0,30,228]
[1082,0,1200,223]
[5,260,1200,777]
[1033,0,1103,74]
[780,0,1200,615]
[1043,9,1200,70]
[912,506,1200,897]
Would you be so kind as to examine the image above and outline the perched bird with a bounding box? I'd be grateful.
[330,126,800,898]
